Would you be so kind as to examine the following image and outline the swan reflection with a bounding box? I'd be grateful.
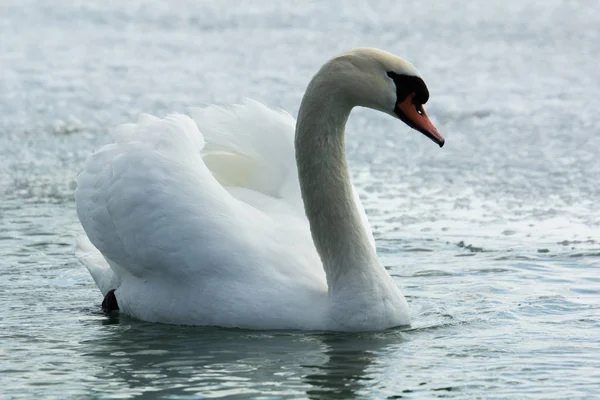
[304,332,404,399]
[82,315,406,398]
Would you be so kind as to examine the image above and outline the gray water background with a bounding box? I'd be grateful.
[1,0,599,398]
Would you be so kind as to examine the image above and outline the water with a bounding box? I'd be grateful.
[1,0,599,398]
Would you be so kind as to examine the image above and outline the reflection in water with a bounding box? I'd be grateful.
[304,332,404,399]
[82,314,406,398]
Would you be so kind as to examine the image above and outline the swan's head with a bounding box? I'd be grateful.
[328,48,444,147]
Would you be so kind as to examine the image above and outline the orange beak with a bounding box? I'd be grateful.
[396,93,444,147]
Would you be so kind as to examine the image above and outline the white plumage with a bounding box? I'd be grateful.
[76,48,442,331]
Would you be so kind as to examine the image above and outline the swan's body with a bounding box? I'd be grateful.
[76,48,443,331]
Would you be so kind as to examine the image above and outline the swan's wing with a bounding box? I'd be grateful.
[75,112,322,293]
[188,100,375,247]
[188,100,303,211]
[75,102,375,297]
[76,114,244,282]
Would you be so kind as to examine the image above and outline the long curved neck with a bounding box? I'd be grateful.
[295,73,379,293]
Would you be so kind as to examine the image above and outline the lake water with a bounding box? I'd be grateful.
[1,0,599,398]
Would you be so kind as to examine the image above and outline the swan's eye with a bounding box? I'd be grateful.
[416,105,423,116]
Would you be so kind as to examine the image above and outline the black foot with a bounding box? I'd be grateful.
[102,289,119,313]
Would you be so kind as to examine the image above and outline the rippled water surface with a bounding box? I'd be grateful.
[2,0,600,398]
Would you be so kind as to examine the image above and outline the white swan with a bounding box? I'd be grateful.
[75,48,444,331]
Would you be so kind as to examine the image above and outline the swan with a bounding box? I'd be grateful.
[75,48,444,331]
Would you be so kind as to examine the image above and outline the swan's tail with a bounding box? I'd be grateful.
[75,236,120,296]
